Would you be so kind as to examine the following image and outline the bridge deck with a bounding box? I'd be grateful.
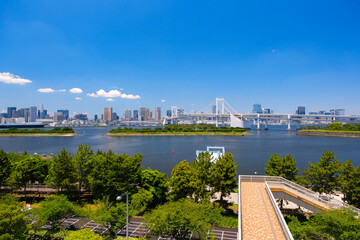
[268,182,330,211]
[241,182,286,240]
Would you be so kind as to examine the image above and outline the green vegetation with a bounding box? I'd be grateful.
[0,127,75,134]
[109,124,247,135]
[65,229,102,240]
[145,199,219,240]
[300,122,360,133]
[265,150,360,238]
[0,145,239,239]
[286,209,360,240]
[0,198,30,240]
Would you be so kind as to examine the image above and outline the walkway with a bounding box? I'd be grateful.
[241,182,286,240]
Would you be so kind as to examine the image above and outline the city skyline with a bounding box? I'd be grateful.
[1,1,359,116]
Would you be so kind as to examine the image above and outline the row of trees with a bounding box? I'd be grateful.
[109,124,246,134]
[265,150,360,208]
[0,146,238,240]
[302,122,360,131]
[0,127,75,134]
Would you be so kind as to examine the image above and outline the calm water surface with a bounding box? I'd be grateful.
[0,126,359,175]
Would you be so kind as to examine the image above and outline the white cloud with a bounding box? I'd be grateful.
[87,89,141,100]
[106,98,115,102]
[37,88,56,93]
[0,72,32,85]
[75,97,82,100]
[69,88,83,94]
[161,99,166,102]
[59,89,67,92]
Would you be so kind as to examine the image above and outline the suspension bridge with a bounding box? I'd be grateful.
[163,98,360,130]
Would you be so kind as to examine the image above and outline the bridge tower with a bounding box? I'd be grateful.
[215,98,225,127]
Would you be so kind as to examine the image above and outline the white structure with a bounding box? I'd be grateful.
[196,146,225,163]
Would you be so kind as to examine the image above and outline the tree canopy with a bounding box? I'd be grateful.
[265,153,299,181]
[145,199,219,240]
[301,150,341,194]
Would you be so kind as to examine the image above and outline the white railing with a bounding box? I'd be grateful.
[238,177,242,240]
[265,182,294,240]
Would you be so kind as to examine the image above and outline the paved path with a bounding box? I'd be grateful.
[241,182,286,240]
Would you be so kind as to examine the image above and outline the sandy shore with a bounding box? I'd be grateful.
[106,132,250,136]
[0,133,79,137]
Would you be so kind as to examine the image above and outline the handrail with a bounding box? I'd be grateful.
[265,182,294,240]
[238,177,242,240]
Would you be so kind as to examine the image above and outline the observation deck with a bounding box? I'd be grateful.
[238,175,360,240]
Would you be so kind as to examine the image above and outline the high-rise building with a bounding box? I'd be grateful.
[39,104,46,119]
[154,107,161,121]
[12,109,21,118]
[335,109,345,116]
[112,112,118,121]
[296,106,306,115]
[29,106,37,122]
[74,113,88,121]
[133,110,139,120]
[124,109,131,120]
[252,103,262,114]
[104,107,113,121]
[23,108,30,122]
[57,109,69,120]
[94,114,98,121]
[54,112,66,123]
[139,107,150,121]
[262,108,271,114]
[166,110,172,117]
[7,107,16,118]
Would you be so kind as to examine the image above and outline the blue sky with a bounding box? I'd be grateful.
[0,0,359,117]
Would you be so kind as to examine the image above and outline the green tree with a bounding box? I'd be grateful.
[9,155,51,201]
[65,229,102,240]
[167,160,197,201]
[301,150,341,195]
[35,195,79,229]
[339,160,360,207]
[287,209,360,240]
[47,148,77,192]
[265,153,299,180]
[141,168,168,206]
[74,145,94,195]
[130,188,153,216]
[0,150,11,186]
[212,153,237,207]
[191,152,214,202]
[91,197,126,235]
[89,152,143,200]
[145,199,219,240]
[0,198,29,240]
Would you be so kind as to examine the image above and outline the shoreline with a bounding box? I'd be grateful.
[106,132,250,136]
[0,133,79,137]
[296,130,360,138]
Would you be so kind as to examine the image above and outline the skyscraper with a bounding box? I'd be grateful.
[104,107,113,121]
[57,109,69,120]
[252,103,262,114]
[7,107,16,118]
[296,106,305,115]
[133,110,139,120]
[139,107,150,121]
[154,107,161,121]
[124,109,131,120]
[29,106,37,122]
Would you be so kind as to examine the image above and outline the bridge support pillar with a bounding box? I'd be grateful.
[257,114,261,130]
[264,119,269,130]
[287,114,291,131]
